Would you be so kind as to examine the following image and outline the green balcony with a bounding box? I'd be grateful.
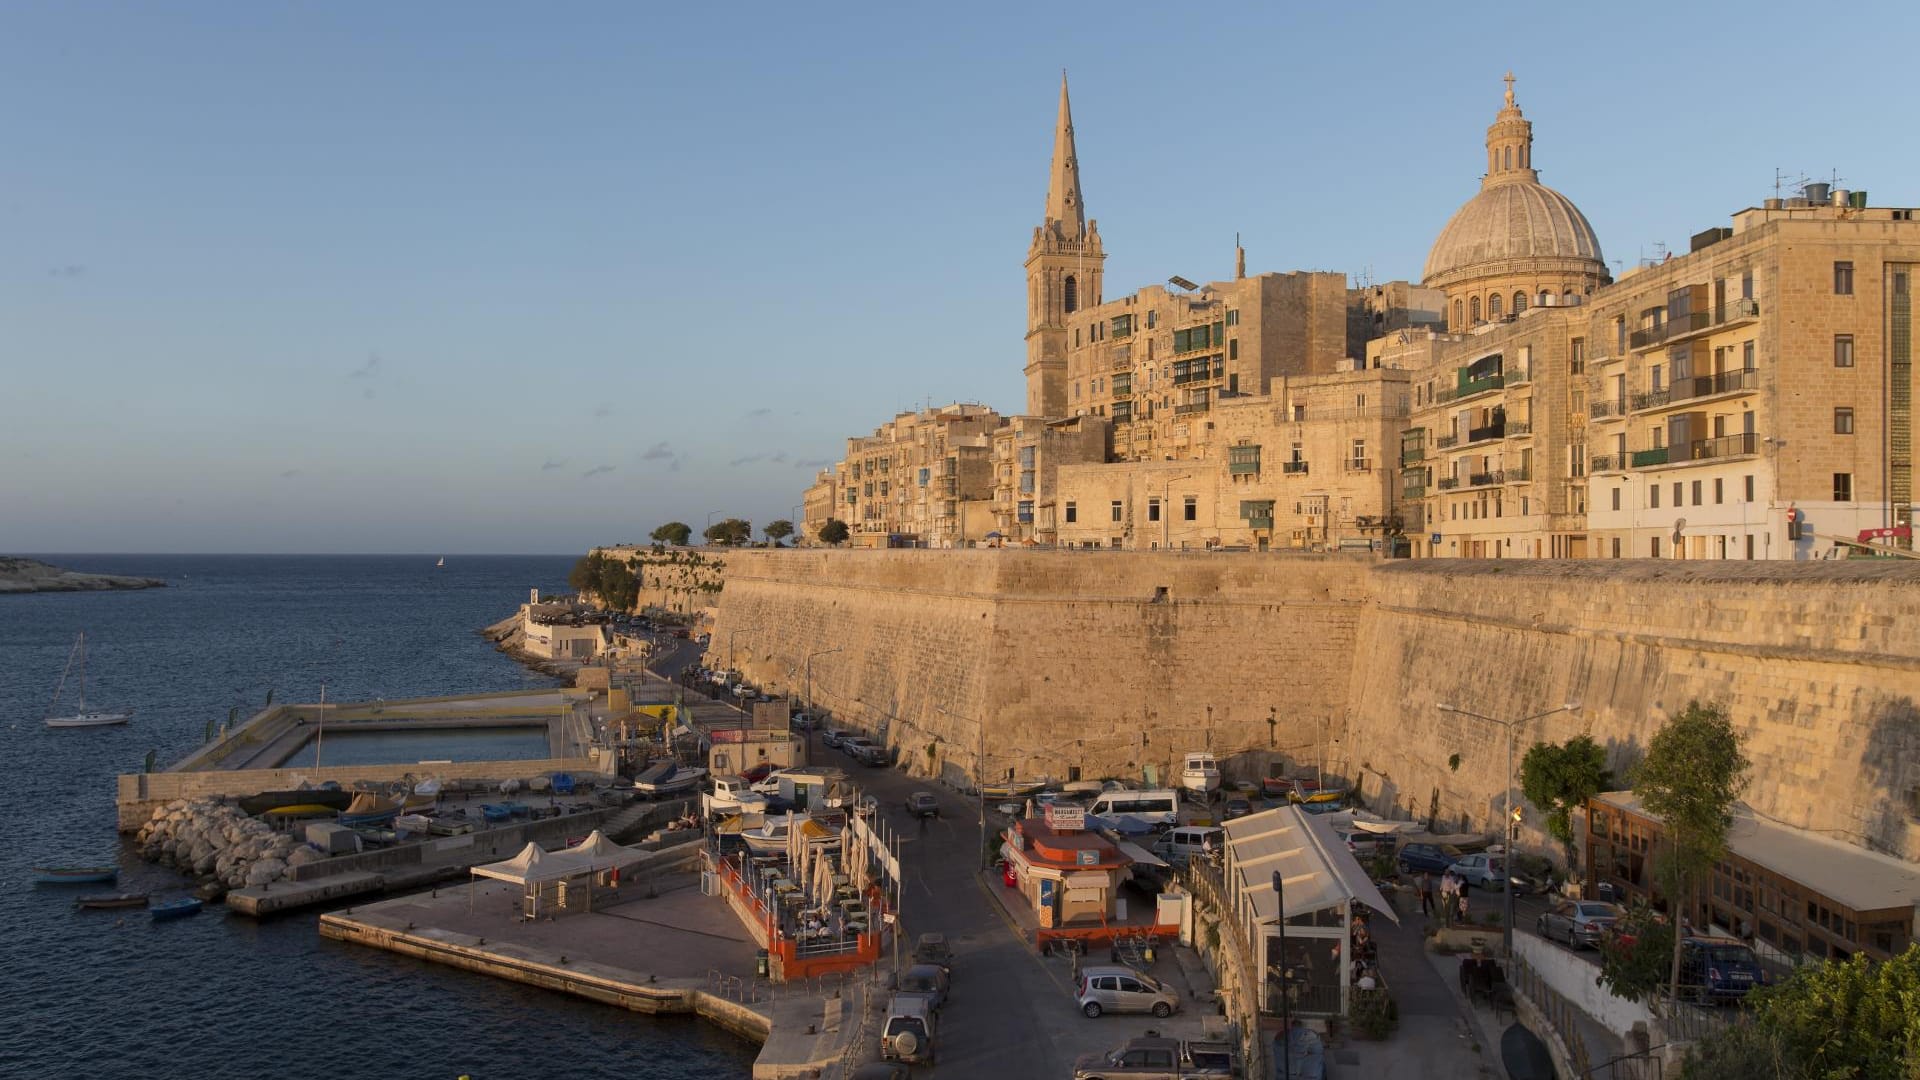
[1630,447,1670,468]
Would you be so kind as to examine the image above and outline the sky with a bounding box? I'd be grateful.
[4,2,1914,554]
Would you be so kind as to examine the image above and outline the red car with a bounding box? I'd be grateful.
[740,763,777,783]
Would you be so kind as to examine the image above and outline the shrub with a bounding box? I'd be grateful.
[1350,988,1399,1039]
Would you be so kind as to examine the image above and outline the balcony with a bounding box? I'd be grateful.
[1505,466,1531,483]
[1506,368,1532,386]
[1589,400,1626,420]
[1402,481,1427,499]
[1228,450,1262,476]
[1630,447,1670,468]
[1401,448,1427,465]
[1174,401,1211,416]
[1112,386,1133,400]
[1591,454,1622,472]
[1437,373,1506,403]
[1246,516,1274,530]
[1172,371,1220,386]
[1469,470,1503,487]
[1345,459,1373,472]
[1282,461,1310,475]
[1436,476,1461,490]
[1505,420,1532,436]
[1667,367,1759,406]
[1629,298,1763,351]
[1466,422,1506,444]
[1435,433,1460,449]
[1688,431,1759,461]
[1632,387,1672,411]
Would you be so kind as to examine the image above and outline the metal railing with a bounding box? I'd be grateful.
[1591,454,1621,472]
[1506,420,1532,436]
[1469,470,1503,487]
[1282,460,1310,474]
[1631,447,1670,467]
[1437,476,1461,490]
[1437,374,1506,402]
[1509,952,1591,1078]
[1436,433,1460,449]
[1345,459,1373,472]
[1174,401,1211,415]
[1667,368,1759,405]
[1505,466,1531,482]
[1590,400,1626,420]
[1466,423,1506,444]
[1688,431,1759,460]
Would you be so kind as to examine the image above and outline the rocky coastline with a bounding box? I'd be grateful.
[480,611,581,679]
[0,556,166,594]
[135,798,304,898]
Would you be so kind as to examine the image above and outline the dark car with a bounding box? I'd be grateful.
[913,932,953,976]
[907,791,939,818]
[1680,936,1765,1003]
[896,962,949,1011]
[740,763,777,784]
[1397,842,1466,876]
[1222,797,1253,821]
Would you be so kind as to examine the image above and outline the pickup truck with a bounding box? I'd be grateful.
[1071,1035,1237,1080]
[702,775,768,818]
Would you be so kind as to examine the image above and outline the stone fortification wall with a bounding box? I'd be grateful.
[714,550,1369,789]
[1348,560,1920,861]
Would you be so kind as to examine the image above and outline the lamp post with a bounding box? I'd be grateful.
[804,646,841,735]
[705,509,723,545]
[1162,473,1192,550]
[1435,700,1582,957]
[1272,868,1290,1080]
[937,704,988,867]
[790,504,803,546]
[726,626,759,678]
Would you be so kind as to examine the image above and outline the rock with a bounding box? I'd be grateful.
[286,847,323,868]
[244,859,285,887]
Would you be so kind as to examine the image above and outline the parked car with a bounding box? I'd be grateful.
[1536,899,1622,949]
[1397,842,1466,876]
[906,792,939,818]
[1680,936,1765,1004]
[1447,852,1509,891]
[912,933,953,977]
[1074,964,1179,1019]
[750,769,792,796]
[1071,1035,1236,1080]
[896,963,949,1011]
[854,743,890,767]
[1221,797,1254,821]
[821,729,850,749]
[839,736,873,757]
[880,996,935,1064]
[1336,828,1391,859]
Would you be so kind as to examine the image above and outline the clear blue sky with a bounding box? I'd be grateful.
[4,2,1912,554]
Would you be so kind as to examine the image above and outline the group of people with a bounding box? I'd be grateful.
[1416,869,1474,926]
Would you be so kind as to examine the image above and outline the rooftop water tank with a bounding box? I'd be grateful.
[1805,182,1831,204]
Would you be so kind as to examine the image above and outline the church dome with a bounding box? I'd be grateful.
[1423,180,1603,284]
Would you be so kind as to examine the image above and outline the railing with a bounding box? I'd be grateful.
[1590,400,1625,419]
[1345,459,1373,472]
[1436,433,1460,449]
[1630,298,1762,350]
[1282,460,1310,475]
[1172,371,1219,386]
[1437,476,1461,490]
[1633,387,1672,411]
[1466,423,1506,444]
[1469,470,1503,487]
[1630,447,1670,467]
[1505,420,1532,436]
[1505,466,1531,482]
[1174,401,1211,416]
[1111,387,1132,399]
[1438,373,1506,402]
[1590,454,1620,472]
[1508,953,1592,1078]
[1506,368,1532,386]
[1689,431,1759,460]
[1668,368,1759,404]
[1112,355,1132,371]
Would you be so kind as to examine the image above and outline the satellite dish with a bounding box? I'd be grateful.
[1672,517,1687,544]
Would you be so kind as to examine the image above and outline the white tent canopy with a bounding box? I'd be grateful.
[1223,804,1400,926]
[473,842,573,885]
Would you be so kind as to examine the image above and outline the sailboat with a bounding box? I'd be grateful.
[44,633,132,728]
[436,557,445,568]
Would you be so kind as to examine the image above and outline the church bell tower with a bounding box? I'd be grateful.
[1024,73,1104,418]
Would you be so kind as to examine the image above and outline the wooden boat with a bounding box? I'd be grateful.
[75,892,149,910]
[238,789,353,817]
[149,897,204,920]
[32,866,117,885]
[981,777,1049,800]
[632,760,706,798]
[43,632,133,728]
[337,793,401,827]
[261,804,340,819]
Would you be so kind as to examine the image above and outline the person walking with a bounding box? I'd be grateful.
[1418,870,1436,917]
[1439,871,1458,928]
[1457,877,1473,925]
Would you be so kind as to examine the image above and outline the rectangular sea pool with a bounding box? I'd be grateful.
[277,725,552,768]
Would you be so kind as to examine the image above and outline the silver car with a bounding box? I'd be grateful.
[1074,964,1179,1019]
[1536,899,1622,949]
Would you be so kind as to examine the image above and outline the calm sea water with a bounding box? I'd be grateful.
[276,725,554,769]
[0,555,754,1080]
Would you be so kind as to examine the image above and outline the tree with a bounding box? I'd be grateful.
[818,518,850,546]
[702,517,752,546]
[1596,901,1676,1006]
[1634,700,1749,1007]
[1680,945,1920,1080]
[763,519,794,545]
[1520,734,1614,862]
[650,521,692,546]
[566,551,641,609]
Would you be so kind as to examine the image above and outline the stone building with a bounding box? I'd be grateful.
[811,403,1005,548]
[988,413,1110,544]
[1024,74,1105,419]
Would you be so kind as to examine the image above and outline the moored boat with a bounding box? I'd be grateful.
[238,788,353,817]
[42,632,133,728]
[980,777,1050,800]
[480,803,513,823]
[149,897,204,920]
[1178,751,1221,798]
[32,866,117,885]
[395,813,434,833]
[337,792,401,827]
[632,760,706,798]
[74,892,149,910]
[739,812,842,855]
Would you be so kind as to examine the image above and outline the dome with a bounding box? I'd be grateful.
[1422,179,1604,285]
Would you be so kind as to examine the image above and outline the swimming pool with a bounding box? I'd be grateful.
[277,725,552,768]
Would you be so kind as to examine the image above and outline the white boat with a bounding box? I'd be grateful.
[436,557,445,568]
[632,759,707,797]
[1178,751,1221,797]
[43,632,132,728]
[739,812,841,855]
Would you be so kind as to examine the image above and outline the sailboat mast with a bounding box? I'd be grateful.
[77,632,87,714]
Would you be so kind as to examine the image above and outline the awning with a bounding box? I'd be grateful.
[1223,804,1400,925]
[1064,872,1110,889]
[1115,839,1167,867]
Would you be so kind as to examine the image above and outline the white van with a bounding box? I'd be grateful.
[1087,789,1181,830]
[1151,825,1224,866]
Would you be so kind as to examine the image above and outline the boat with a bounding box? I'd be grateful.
[74,892,149,910]
[632,760,707,798]
[395,813,434,834]
[550,773,575,796]
[149,897,204,920]
[32,866,118,885]
[238,788,353,817]
[427,818,475,837]
[436,557,445,568]
[337,793,401,827]
[42,632,133,728]
[480,803,514,823]
[1178,751,1222,798]
[740,812,842,855]
[980,777,1049,800]
[260,803,340,819]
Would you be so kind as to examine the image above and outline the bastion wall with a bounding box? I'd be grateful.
[709,550,1920,863]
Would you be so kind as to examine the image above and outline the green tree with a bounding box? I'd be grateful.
[1680,945,1920,1080]
[1520,734,1614,862]
[566,551,641,609]
[1595,901,1676,1006]
[650,521,692,546]
[1634,700,1750,1006]
[703,518,753,545]
[763,519,794,545]
[818,518,850,546]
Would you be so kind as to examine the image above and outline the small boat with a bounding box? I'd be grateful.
[413,777,444,798]
[33,866,117,885]
[740,812,841,855]
[480,803,514,823]
[349,827,397,846]
[260,803,340,819]
[436,557,445,568]
[981,777,1049,800]
[75,892,149,910]
[238,789,353,816]
[632,760,706,798]
[337,793,401,827]
[395,813,434,834]
[550,772,576,796]
[149,897,204,920]
[1179,751,1222,798]
[42,632,133,728]
[427,818,475,837]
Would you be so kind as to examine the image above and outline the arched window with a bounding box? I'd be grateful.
[1453,299,1464,329]
[1513,291,1527,314]
[1538,289,1551,308]
[1063,275,1078,314]
[1488,293,1503,319]
[1470,296,1481,323]
[1503,147,1512,171]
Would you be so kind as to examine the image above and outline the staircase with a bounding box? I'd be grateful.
[602,796,695,843]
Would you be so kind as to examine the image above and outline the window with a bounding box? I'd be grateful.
[1652,536,1662,558]
[1291,404,1305,422]
[1073,382,1081,401]
[1570,338,1585,374]
[1673,482,1682,507]
[1836,407,1855,434]
[1745,475,1755,501]
[1692,480,1703,505]
[1454,299,1464,328]
[1743,341,1756,370]
[1835,334,1855,368]
[1148,498,1161,522]
[1835,473,1853,501]
[1229,339,1238,361]
[1741,270,1754,299]
[1513,291,1527,314]
[1651,485,1661,509]
[1016,500,1034,523]
[1612,537,1622,558]
[1612,487,1622,511]
[1471,296,1481,323]
[1350,439,1368,469]
[1226,309,1239,327]
[1715,478,1724,504]
[1110,500,1123,522]
[1650,363,1664,391]
[918,468,929,487]
[1183,496,1197,521]
[1064,501,1077,523]
[1834,261,1854,295]
[1064,274,1079,313]
[1489,293,1503,319]
[1616,316,1628,353]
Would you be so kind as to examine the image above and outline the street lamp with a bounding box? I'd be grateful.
[726,626,760,676]
[705,509,723,544]
[790,504,803,546]
[1435,700,1582,958]
[1272,868,1291,1080]
[937,704,988,867]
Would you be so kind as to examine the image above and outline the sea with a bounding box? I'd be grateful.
[0,555,755,1080]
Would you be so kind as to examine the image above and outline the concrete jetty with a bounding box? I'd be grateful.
[320,858,865,1078]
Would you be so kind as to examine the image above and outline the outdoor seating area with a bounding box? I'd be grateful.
[467,830,652,919]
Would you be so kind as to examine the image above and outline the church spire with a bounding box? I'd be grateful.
[1044,71,1086,240]
[1483,71,1538,189]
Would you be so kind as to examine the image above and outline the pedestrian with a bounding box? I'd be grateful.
[1419,870,1435,917]
[1457,890,1471,925]
[1439,871,1458,927]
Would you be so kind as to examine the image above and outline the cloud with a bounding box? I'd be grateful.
[580,465,615,479]
[593,405,613,419]
[745,407,773,418]
[278,468,302,479]
[362,387,376,401]
[640,441,675,461]
[348,353,381,379]
[792,457,834,469]
[728,453,766,468]
[47,264,86,278]
[541,459,567,472]
[769,451,789,463]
